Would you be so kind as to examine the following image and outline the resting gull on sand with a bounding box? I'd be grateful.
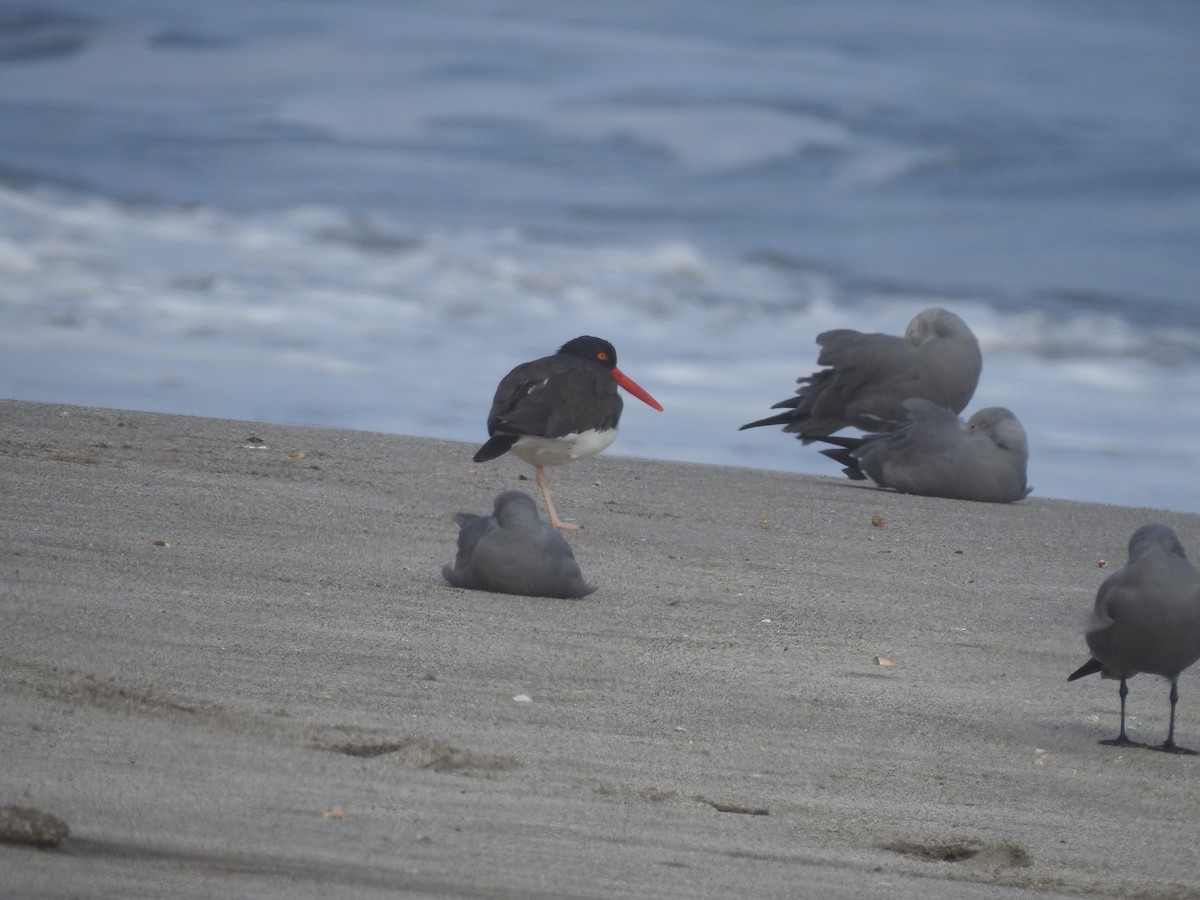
[816,399,1031,503]
[442,490,597,599]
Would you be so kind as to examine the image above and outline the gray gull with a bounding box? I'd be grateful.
[739,307,982,442]
[443,490,597,599]
[817,399,1031,503]
[1069,524,1200,754]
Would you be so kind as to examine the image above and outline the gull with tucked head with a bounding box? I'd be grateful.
[443,490,597,600]
[816,399,1031,503]
[740,307,982,442]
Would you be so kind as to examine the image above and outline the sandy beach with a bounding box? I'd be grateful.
[2,398,1199,898]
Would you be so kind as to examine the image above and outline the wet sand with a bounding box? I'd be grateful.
[2,398,1199,898]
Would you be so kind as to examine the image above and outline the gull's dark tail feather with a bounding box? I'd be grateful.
[815,435,867,481]
[739,410,800,431]
[1068,657,1105,682]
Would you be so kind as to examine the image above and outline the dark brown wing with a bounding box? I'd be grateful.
[474,354,622,461]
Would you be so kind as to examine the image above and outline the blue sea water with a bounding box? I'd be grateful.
[1,1,1198,511]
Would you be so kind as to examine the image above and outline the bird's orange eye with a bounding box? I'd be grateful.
[596,351,609,362]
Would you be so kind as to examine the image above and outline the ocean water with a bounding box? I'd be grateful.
[1,1,1198,512]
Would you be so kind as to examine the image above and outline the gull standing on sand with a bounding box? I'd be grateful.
[443,490,597,599]
[739,307,982,442]
[1068,524,1200,754]
[815,399,1031,503]
[472,336,663,530]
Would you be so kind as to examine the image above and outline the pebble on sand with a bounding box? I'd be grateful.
[0,806,70,848]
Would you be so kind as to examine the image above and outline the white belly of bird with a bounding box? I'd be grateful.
[511,429,618,467]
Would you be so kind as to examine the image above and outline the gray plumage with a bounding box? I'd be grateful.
[1068,524,1200,753]
[818,399,1031,503]
[442,490,597,599]
[740,307,982,442]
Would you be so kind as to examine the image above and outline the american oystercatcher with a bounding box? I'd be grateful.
[472,336,663,530]
[739,307,982,442]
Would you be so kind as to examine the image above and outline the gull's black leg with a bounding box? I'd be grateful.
[1100,677,1145,748]
[1153,679,1198,755]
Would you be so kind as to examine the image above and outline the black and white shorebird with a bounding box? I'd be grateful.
[739,307,982,442]
[1069,524,1200,754]
[443,490,596,599]
[472,336,663,530]
[816,399,1031,503]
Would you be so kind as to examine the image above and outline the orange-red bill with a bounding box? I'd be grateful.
[612,367,664,411]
